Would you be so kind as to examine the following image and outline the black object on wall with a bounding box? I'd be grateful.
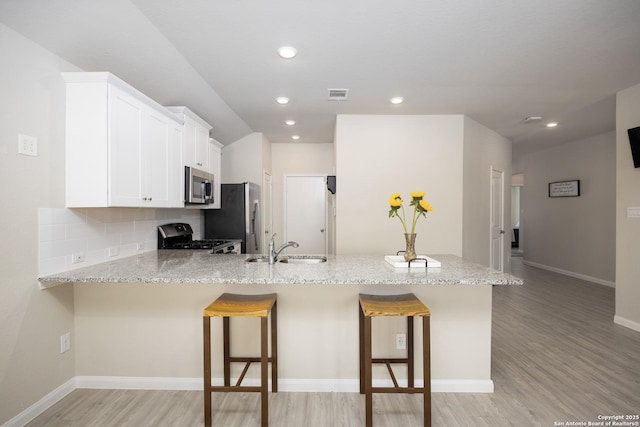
[327,176,336,194]
[628,126,640,168]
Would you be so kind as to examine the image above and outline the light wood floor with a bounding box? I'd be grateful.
[26,259,640,426]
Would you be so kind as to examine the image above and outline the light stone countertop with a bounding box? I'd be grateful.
[38,252,523,288]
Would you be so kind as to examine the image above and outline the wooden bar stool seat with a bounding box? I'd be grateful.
[203,293,278,427]
[359,293,431,427]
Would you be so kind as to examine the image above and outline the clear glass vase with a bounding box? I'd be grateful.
[404,233,417,262]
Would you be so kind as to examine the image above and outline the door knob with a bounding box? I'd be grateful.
[320,229,325,232]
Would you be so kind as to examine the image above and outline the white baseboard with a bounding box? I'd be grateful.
[1,378,75,427]
[522,260,615,288]
[5,376,493,426]
[75,375,493,393]
[614,315,640,333]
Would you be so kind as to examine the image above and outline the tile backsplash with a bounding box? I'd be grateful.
[38,207,202,276]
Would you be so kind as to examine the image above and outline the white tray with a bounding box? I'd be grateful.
[384,255,441,269]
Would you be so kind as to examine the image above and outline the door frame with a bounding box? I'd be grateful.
[490,167,505,272]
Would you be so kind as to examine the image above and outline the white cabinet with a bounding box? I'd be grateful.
[166,106,212,172]
[166,106,222,209]
[63,72,184,208]
[208,138,223,209]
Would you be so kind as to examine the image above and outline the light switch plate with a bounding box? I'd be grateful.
[18,133,38,156]
[628,207,640,218]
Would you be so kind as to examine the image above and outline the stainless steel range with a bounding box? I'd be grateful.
[158,223,241,254]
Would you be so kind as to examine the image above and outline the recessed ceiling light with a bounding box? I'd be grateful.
[285,120,296,126]
[277,46,297,59]
[390,97,404,105]
[276,97,290,105]
[291,135,300,140]
[546,122,558,128]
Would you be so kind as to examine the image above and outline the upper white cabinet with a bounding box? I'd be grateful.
[208,138,223,209]
[63,72,184,208]
[166,106,222,209]
[166,106,212,173]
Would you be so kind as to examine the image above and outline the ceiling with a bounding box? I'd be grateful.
[2,0,640,157]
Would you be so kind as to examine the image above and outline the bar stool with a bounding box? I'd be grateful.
[203,293,278,427]
[359,293,431,427]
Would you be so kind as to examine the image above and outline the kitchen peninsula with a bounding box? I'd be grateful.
[39,253,522,393]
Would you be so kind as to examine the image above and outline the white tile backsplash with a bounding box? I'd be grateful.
[38,207,202,276]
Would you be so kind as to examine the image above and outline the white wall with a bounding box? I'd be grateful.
[0,24,78,425]
[462,117,513,269]
[518,132,616,286]
[221,132,270,186]
[334,115,465,256]
[0,24,204,425]
[615,83,640,330]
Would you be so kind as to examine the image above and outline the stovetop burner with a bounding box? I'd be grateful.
[165,239,234,250]
[158,223,241,253]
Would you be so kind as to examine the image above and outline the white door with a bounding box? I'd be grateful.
[490,168,504,271]
[285,175,327,255]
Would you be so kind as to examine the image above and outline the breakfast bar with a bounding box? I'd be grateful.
[39,252,522,393]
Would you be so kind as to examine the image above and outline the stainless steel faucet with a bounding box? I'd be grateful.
[268,233,299,264]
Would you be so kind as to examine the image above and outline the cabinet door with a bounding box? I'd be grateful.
[182,115,198,168]
[167,121,184,207]
[195,125,210,171]
[208,139,222,209]
[144,110,171,206]
[143,110,184,207]
[108,85,144,207]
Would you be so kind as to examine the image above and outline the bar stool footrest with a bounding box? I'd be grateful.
[372,386,426,394]
[209,386,263,393]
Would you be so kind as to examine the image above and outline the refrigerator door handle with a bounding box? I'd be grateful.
[252,200,260,251]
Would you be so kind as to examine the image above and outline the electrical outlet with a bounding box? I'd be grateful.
[18,133,38,156]
[60,332,71,353]
[71,252,85,264]
[396,333,406,350]
[136,242,145,251]
[108,247,119,257]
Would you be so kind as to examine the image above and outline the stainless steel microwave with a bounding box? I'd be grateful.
[185,166,214,205]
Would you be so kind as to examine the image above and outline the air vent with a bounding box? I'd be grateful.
[524,116,543,123]
[328,89,349,100]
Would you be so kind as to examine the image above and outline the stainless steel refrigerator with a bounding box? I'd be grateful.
[204,182,261,254]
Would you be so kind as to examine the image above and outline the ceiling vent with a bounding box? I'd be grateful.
[328,88,349,101]
[524,116,543,123]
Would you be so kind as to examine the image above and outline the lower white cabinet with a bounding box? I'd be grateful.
[63,72,184,208]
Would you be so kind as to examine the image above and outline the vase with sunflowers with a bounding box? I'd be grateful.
[388,191,433,261]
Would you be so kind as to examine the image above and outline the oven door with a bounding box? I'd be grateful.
[185,166,214,204]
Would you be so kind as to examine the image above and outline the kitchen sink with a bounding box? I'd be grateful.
[245,255,327,264]
[245,256,270,263]
[278,256,327,264]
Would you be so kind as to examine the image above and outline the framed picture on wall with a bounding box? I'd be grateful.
[548,180,580,197]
